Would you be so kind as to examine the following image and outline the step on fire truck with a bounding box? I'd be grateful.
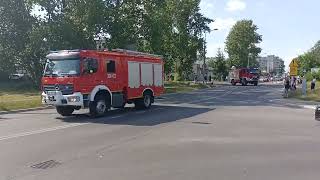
[229,67,259,86]
[41,49,164,117]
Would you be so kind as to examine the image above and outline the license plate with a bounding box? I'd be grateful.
[48,96,56,101]
[47,91,57,96]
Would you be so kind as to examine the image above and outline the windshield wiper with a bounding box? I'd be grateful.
[44,73,59,77]
[59,73,78,77]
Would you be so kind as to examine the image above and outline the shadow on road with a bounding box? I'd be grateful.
[57,105,214,126]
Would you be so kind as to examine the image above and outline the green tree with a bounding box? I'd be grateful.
[1,0,212,85]
[0,0,33,76]
[169,0,212,80]
[208,49,228,80]
[225,20,262,68]
[297,40,320,75]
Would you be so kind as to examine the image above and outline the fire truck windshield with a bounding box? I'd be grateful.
[249,69,259,75]
[44,59,80,77]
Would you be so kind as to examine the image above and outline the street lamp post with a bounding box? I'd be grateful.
[247,53,250,68]
[202,28,218,82]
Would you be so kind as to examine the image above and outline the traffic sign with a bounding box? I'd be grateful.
[289,58,299,76]
[290,66,298,76]
[289,58,298,68]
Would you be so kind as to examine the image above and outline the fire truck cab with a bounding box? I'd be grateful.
[41,49,164,117]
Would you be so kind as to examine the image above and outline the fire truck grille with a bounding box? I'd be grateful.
[43,84,74,95]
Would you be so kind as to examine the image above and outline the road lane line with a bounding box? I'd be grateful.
[135,111,146,114]
[188,86,238,104]
[109,115,124,119]
[0,123,89,141]
[153,107,165,111]
[154,103,216,109]
[303,105,316,110]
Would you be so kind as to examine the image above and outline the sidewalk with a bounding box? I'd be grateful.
[285,98,319,109]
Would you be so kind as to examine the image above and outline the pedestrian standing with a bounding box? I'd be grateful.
[311,78,316,92]
[291,77,297,90]
[284,77,290,98]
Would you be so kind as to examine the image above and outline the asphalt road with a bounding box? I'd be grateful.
[0,84,319,180]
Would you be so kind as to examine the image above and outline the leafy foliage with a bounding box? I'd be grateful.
[208,49,228,80]
[225,20,262,68]
[298,40,320,76]
[0,0,212,84]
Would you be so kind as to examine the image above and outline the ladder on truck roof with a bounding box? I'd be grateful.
[111,49,162,58]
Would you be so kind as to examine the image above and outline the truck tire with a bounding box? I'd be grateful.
[135,93,153,109]
[56,106,74,116]
[254,82,258,86]
[242,79,247,86]
[231,80,236,86]
[89,94,110,117]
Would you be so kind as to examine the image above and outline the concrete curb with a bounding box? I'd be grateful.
[301,105,316,110]
[0,106,54,115]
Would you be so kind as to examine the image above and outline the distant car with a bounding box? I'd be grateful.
[9,73,25,80]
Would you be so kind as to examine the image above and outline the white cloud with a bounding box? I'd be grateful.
[206,17,238,58]
[200,0,215,16]
[225,0,246,12]
[211,17,236,31]
[207,43,225,57]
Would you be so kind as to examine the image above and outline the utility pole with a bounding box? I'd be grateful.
[202,28,218,83]
[203,33,207,82]
[247,53,250,68]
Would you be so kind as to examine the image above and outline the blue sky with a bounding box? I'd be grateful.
[200,0,319,68]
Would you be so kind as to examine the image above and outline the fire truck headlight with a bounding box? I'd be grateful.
[67,96,80,102]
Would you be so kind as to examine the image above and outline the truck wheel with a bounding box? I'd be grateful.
[231,80,236,86]
[254,82,258,86]
[135,93,153,109]
[56,106,74,116]
[242,79,247,86]
[89,94,110,117]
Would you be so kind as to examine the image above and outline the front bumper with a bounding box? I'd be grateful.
[42,91,84,107]
[247,78,258,82]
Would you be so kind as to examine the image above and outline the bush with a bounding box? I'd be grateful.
[305,71,320,81]
[305,72,313,81]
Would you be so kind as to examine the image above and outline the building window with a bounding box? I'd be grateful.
[106,60,116,73]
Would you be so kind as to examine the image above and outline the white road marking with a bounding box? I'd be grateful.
[0,123,89,141]
[109,115,124,119]
[189,87,238,104]
[0,108,165,142]
[303,105,316,110]
[154,103,216,109]
[153,107,165,111]
[135,111,147,114]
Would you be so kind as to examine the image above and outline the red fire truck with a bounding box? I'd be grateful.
[229,67,259,86]
[41,49,164,117]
